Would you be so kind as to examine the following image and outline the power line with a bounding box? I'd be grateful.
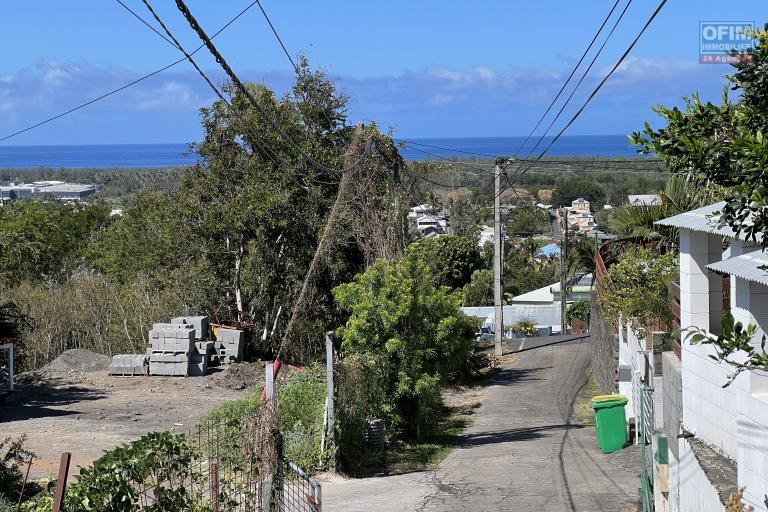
[172,0,377,175]
[0,0,260,144]
[396,139,502,159]
[510,0,623,158]
[512,0,634,174]
[497,0,669,205]
[114,0,177,48]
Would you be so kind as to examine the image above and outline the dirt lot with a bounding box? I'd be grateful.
[0,349,264,481]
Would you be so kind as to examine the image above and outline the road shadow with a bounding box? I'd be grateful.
[1,384,107,422]
[458,423,586,448]
[492,365,549,385]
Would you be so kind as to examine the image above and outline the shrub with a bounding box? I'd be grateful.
[0,435,34,502]
[334,258,475,440]
[567,300,591,323]
[511,317,537,337]
[597,247,677,337]
[335,354,390,470]
[278,365,327,471]
[63,431,203,512]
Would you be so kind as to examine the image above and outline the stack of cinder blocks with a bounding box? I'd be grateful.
[107,314,246,378]
[148,324,195,376]
[213,328,244,365]
[108,354,149,376]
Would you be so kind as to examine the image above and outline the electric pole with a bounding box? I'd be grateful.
[559,207,569,335]
[494,159,504,356]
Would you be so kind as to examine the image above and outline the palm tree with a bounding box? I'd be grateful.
[608,175,723,246]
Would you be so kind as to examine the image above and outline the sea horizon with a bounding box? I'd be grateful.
[0,134,643,169]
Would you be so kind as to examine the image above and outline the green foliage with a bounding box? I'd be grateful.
[405,235,483,289]
[507,203,551,235]
[334,258,475,439]
[278,366,327,470]
[550,175,606,208]
[335,353,390,471]
[205,394,262,424]
[0,200,110,285]
[511,317,537,337]
[567,300,591,323]
[64,431,204,512]
[462,269,494,306]
[0,435,34,502]
[687,313,768,387]
[631,26,768,247]
[608,175,724,245]
[597,247,678,337]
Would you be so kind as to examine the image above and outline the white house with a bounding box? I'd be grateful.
[629,194,663,206]
[653,202,768,512]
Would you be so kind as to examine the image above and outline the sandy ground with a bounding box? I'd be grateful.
[0,359,264,481]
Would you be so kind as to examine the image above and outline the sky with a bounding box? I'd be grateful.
[0,0,764,145]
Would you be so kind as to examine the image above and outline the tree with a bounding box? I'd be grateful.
[507,203,551,235]
[550,175,606,208]
[462,269,493,306]
[597,247,678,338]
[333,258,475,440]
[0,201,110,285]
[607,175,724,245]
[566,235,596,281]
[405,235,483,289]
[631,26,768,247]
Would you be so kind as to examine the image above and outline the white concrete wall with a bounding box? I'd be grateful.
[679,229,738,458]
[678,235,768,511]
[677,438,726,512]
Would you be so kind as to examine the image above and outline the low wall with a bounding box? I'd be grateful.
[589,295,617,395]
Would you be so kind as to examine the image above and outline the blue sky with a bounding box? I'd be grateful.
[0,0,764,145]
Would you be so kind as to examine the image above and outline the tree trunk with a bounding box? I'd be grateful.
[234,242,244,323]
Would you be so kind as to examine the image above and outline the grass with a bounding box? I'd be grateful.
[573,368,599,425]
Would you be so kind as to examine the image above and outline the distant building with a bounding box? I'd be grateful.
[478,226,495,247]
[570,198,591,212]
[628,194,662,206]
[0,181,98,203]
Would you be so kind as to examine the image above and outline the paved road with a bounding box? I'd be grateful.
[321,337,640,511]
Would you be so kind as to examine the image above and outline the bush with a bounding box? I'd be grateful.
[511,317,537,337]
[334,258,475,440]
[278,365,327,471]
[0,436,34,502]
[335,354,389,471]
[567,300,591,323]
[63,431,203,512]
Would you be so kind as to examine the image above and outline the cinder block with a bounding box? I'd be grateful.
[150,353,189,364]
[149,362,189,377]
[172,316,209,340]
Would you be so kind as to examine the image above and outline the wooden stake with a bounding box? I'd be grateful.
[51,452,71,512]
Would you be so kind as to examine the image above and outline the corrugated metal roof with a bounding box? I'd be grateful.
[707,251,768,286]
[654,202,747,238]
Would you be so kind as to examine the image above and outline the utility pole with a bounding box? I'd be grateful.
[494,159,504,356]
[559,207,569,335]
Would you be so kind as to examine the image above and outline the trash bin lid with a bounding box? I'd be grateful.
[591,394,628,409]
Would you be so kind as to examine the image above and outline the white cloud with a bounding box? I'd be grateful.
[0,57,732,142]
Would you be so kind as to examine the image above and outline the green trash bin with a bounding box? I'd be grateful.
[591,394,628,454]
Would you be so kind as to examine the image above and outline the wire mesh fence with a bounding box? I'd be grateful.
[278,454,322,512]
[133,400,297,511]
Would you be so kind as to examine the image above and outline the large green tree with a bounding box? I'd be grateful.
[333,258,475,439]
[405,235,483,289]
[631,27,768,246]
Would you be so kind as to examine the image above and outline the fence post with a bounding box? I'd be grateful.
[324,331,335,453]
[51,452,71,512]
[265,362,274,401]
[274,432,284,509]
[210,460,220,512]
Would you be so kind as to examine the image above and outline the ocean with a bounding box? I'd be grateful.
[0,135,640,169]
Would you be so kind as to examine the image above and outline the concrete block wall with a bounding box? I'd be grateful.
[171,316,209,340]
[589,295,619,395]
[215,328,244,364]
[677,438,727,512]
[678,229,738,458]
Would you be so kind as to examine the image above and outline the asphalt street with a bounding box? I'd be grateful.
[320,336,641,512]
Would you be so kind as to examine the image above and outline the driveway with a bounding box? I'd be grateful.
[320,336,640,511]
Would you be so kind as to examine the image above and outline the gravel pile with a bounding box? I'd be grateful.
[41,348,111,374]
